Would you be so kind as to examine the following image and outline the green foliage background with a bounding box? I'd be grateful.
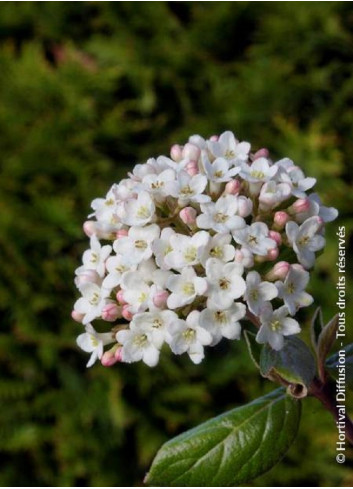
[0,2,352,486]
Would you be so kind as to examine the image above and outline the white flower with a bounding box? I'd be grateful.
[132,310,178,345]
[141,169,176,200]
[295,193,338,223]
[74,283,110,324]
[196,195,245,233]
[286,216,325,269]
[165,231,210,269]
[234,247,254,268]
[120,271,152,314]
[82,235,112,278]
[233,222,276,256]
[113,224,160,266]
[166,267,207,309]
[152,227,176,270]
[278,165,316,198]
[90,184,120,224]
[102,255,135,290]
[206,258,246,309]
[116,322,160,367]
[243,271,278,316]
[208,131,250,163]
[199,303,246,346]
[259,180,292,210]
[167,310,212,364]
[122,191,155,226]
[169,171,210,205]
[202,154,240,183]
[256,304,301,350]
[276,266,313,315]
[76,324,114,367]
[200,233,235,266]
[239,158,278,183]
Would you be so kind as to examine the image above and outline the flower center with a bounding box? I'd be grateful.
[219,277,230,290]
[214,170,224,178]
[136,206,150,219]
[250,170,265,179]
[224,149,235,159]
[298,235,310,246]
[250,289,259,301]
[90,252,98,264]
[214,212,228,223]
[180,185,194,196]
[89,292,100,305]
[153,318,163,328]
[214,311,227,324]
[182,328,195,342]
[270,320,281,331]
[138,292,148,303]
[134,334,148,347]
[89,334,99,347]
[182,282,195,295]
[135,239,148,250]
[210,246,223,258]
[151,181,164,189]
[105,198,115,206]
[184,246,197,263]
[286,282,295,294]
[247,234,258,245]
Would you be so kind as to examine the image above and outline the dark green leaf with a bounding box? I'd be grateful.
[260,337,316,398]
[243,330,261,369]
[326,343,353,391]
[317,314,339,379]
[145,389,301,487]
[310,307,323,351]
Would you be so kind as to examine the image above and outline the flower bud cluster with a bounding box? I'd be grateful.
[73,131,338,367]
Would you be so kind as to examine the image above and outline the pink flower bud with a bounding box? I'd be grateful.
[71,310,84,322]
[116,290,126,305]
[116,229,129,239]
[273,211,290,229]
[122,305,133,321]
[291,198,310,214]
[153,290,169,308]
[253,148,269,160]
[170,144,183,162]
[234,248,254,268]
[185,160,199,176]
[75,269,100,287]
[225,179,241,195]
[179,207,197,225]
[266,261,290,281]
[102,303,120,322]
[237,196,253,217]
[268,230,282,246]
[114,347,123,362]
[83,220,96,237]
[267,247,279,261]
[101,350,119,367]
[182,143,201,161]
[209,135,219,142]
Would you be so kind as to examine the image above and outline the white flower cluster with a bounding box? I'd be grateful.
[72,131,338,368]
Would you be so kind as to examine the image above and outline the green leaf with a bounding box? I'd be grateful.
[145,389,301,487]
[260,337,316,398]
[310,307,323,351]
[243,330,261,369]
[317,314,339,379]
[326,343,353,391]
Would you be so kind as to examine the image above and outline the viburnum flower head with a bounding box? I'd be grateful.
[73,130,337,367]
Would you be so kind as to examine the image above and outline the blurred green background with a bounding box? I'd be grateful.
[0,2,353,486]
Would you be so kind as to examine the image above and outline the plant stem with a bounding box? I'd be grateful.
[309,377,353,446]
